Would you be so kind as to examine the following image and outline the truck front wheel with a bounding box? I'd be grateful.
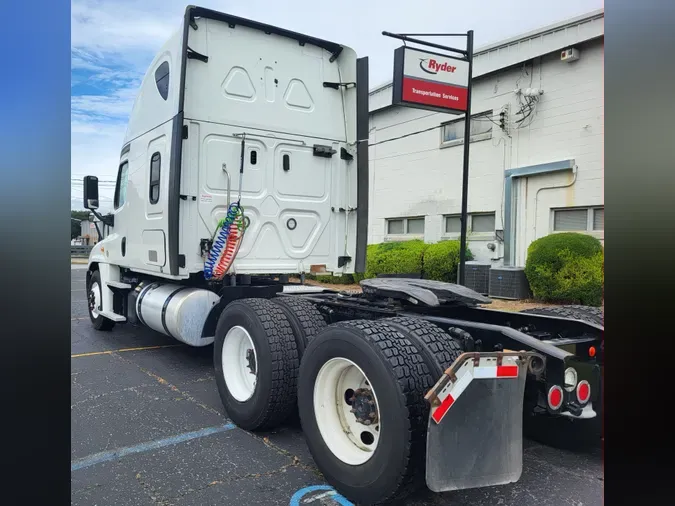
[298,320,433,505]
[86,270,115,331]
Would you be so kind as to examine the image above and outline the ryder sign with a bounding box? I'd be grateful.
[392,46,469,114]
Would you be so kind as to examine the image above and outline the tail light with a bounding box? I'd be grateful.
[576,380,591,404]
[547,385,564,410]
[564,367,578,392]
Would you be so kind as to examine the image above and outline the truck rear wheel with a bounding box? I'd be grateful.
[381,317,463,378]
[86,270,115,331]
[298,320,434,505]
[214,298,299,431]
[520,305,603,327]
[271,296,327,358]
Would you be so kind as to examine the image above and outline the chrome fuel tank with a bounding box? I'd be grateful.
[136,282,220,346]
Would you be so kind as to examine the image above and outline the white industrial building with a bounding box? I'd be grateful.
[367,8,604,267]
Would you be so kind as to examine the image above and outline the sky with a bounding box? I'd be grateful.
[71,0,603,213]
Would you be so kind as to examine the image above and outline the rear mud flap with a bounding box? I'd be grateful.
[425,353,537,493]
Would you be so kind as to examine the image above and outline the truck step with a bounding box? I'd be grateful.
[98,310,127,322]
[106,281,133,290]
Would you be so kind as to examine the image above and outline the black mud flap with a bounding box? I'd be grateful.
[424,352,541,493]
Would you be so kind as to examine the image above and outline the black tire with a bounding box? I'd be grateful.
[213,298,299,431]
[564,305,604,326]
[381,317,463,379]
[86,270,115,331]
[298,320,434,505]
[520,305,603,327]
[271,296,327,358]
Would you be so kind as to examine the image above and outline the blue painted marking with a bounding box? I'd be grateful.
[290,485,354,506]
[71,423,236,471]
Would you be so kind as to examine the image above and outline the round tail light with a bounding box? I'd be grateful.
[547,385,564,410]
[577,380,591,404]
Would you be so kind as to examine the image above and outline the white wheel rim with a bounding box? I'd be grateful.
[313,357,381,465]
[89,281,101,318]
[222,325,258,402]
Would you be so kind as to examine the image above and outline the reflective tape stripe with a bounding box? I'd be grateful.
[432,393,455,423]
[497,365,519,377]
[431,356,520,424]
[473,365,519,379]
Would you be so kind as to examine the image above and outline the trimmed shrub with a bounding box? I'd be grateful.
[307,239,476,286]
[525,233,604,306]
[312,273,356,284]
[422,240,474,283]
[365,240,428,279]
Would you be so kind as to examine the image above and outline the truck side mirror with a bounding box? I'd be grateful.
[83,176,99,210]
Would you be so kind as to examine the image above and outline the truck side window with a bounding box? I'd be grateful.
[149,152,161,204]
[155,61,170,101]
[114,161,129,209]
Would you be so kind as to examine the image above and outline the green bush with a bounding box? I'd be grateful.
[307,239,477,286]
[364,240,428,278]
[525,233,604,306]
[352,272,365,283]
[423,240,473,283]
[311,273,356,284]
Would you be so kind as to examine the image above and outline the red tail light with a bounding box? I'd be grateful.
[577,380,591,404]
[547,385,563,410]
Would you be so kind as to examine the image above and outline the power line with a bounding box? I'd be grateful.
[369,112,501,148]
[71,179,117,184]
[369,124,443,147]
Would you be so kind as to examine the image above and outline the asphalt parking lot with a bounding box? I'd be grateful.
[71,264,603,506]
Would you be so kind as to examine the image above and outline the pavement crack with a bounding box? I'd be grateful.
[135,472,174,506]
[111,352,223,418]
[523,453,601,483]
[243,433,322,478]
[162,459,311,501]
[71,384,153,409]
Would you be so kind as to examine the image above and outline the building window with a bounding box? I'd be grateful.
[445,215,461,234]
[155,61,170,101]
[444,212,496,235]
[441,110,493,147]
[552,206,604,232]
[114,161,129,209]
[149,152,161,204]
[387,217,425,235]
[471,213,496,233]
[592,208,604,230]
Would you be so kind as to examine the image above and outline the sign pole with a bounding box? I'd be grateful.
[458,30,474,286]
[383,29,474,285]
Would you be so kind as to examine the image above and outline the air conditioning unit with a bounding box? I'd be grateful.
[561,47,580,62]
[462,261,491,295]
[489,266,532,300]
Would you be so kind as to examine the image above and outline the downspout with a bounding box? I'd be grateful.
[503,159,576,266]
[533,164,578,239]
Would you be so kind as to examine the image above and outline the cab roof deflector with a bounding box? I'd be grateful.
[186,6,345,62]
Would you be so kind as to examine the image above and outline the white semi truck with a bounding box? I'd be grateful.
[82,6,602,504]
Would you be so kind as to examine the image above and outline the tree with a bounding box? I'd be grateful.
[71,210,92,239]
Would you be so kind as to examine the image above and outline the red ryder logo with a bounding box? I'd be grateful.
[419,58,457,75]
